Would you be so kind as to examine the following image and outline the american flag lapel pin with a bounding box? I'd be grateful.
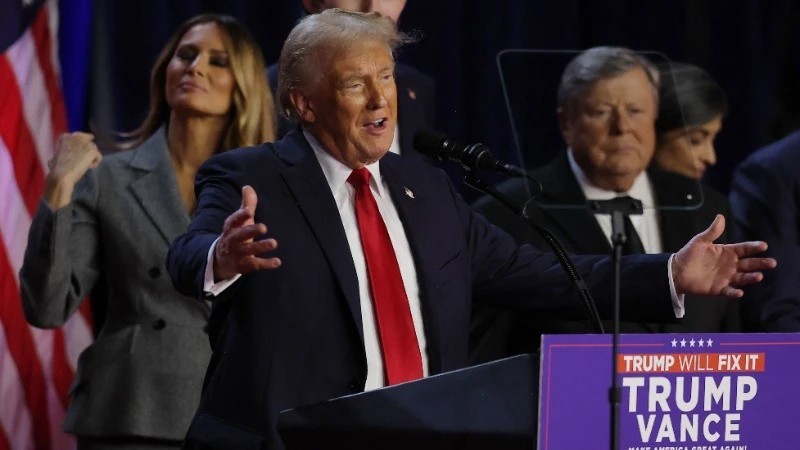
[407,88,417,100]
[404,187,415,199]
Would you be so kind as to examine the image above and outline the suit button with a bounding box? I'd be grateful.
[153,318,166,330]
[347,379,360,392]
[148,267,161,278]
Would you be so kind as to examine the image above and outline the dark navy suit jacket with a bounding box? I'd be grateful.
[731,130,800,331]
[167,129,675,449]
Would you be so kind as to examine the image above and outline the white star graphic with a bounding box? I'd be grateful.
[698,339,705,347]
[671,339,677,348]
[690,339,696,347]
[680,339,687,347]
[707,339,714,347]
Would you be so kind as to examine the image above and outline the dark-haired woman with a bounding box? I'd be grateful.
[653,62,728,180]
[652,61,739,333]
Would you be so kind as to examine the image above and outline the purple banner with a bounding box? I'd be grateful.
[539,333,800,450]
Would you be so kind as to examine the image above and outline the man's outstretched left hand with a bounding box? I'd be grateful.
[673,214,777,298]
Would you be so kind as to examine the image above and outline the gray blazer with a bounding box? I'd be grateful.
[19,129,211,440]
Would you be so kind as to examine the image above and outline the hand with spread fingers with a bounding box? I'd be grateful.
[673,214,777,298]
[213,185,282,281]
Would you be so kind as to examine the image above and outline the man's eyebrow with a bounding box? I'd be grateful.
[338,72,366,83]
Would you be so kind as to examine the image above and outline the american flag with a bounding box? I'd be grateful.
[0,0,93,448]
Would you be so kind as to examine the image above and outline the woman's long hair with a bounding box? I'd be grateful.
[124,14,275,150]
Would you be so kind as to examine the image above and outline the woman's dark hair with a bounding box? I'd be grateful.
[655,62,728,134]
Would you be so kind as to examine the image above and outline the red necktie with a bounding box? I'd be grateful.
[347,168,423,385]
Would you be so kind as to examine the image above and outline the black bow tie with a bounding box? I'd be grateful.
[617,196,645,254]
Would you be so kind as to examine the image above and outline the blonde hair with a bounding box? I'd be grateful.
[125,14,275,149]
[277,8,413,122]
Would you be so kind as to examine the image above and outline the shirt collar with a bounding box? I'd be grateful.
[567,148,656,208]
[302,128,386,197]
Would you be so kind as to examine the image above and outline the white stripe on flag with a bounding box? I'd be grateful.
[46,0,61,78]
[0,136,33,282]
[7,30,56,171]
[0,323,36,450]
[28,328,72,450]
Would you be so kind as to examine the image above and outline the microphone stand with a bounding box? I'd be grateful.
[588,197,643,450]
[462,168,604,334]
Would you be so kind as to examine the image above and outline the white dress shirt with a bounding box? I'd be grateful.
[388,121,402,155]
[204,129,428,391]
[567,149,684,317]
[567,150,663,254]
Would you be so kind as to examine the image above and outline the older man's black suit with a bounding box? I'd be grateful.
[167,131,676,449]
[470,153,736,364]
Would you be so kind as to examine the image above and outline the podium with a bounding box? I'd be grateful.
[539,333,800,449]
[277,354,538,450]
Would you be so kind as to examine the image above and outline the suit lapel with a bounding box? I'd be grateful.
[649,168,704,251]
[379,158,431,283]
[535,155,611,253]
[277,131,364,341]
[127,129,190,245]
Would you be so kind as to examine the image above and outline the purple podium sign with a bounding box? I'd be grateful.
[538,333,800,450]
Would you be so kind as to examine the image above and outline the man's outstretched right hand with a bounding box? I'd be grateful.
[213,185,281,281]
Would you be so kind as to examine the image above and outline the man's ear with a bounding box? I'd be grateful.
[652,93,659,122]
[289,88,316,123]
[557,107,572,145]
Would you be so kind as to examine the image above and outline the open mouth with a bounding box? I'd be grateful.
[363,118,389,134]
[365,118,387,128]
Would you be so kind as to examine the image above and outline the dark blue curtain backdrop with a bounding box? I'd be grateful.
[78,0,800,199]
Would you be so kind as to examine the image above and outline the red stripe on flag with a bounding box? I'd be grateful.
[51,329,75,410]
[0,56,46,215]
[0,423,10,450]
[78,297,94,331]
[31,6,68,137]
[0,247,52,450]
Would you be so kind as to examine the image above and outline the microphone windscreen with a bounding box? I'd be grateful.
[412,130,448,157]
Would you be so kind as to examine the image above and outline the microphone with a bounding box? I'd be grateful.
[413,130,527,177]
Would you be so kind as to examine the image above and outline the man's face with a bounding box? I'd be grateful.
[307,0,407,23]
[559,67,658,192]
[294,40,397,168]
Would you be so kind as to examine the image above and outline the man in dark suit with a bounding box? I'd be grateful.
[167,15,773,449]
[731,130,800,331]
[267,0,436,161]
[470,47,738,364]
